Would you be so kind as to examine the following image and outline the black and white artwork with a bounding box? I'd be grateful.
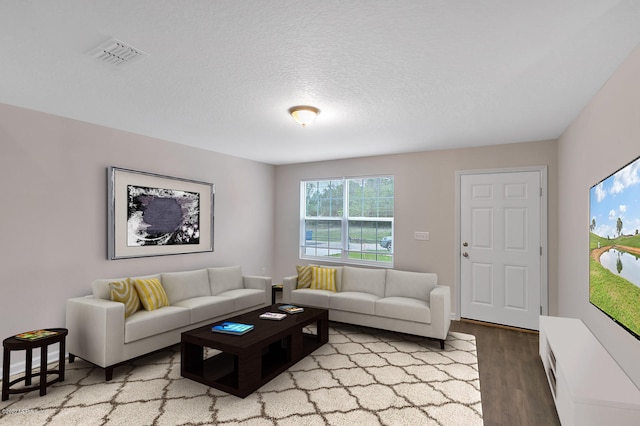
[127,185,200,246]
[108,167,214,259]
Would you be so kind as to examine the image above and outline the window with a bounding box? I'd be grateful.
[301,176,394,266]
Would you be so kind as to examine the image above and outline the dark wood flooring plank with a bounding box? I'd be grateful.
[450,320,560,426]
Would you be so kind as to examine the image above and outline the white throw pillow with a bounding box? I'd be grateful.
[341,266,386,297]
[208,266,244,295]
[161,269,211,305]
[384,269,438,301]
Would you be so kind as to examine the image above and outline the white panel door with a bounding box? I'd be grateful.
[460,171,541,330]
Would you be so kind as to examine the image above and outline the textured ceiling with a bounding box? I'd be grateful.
[1,1,639,165]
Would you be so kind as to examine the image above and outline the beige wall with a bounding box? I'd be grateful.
[0,103,275,371]
[274,139,558,316]
[558,43,640,387]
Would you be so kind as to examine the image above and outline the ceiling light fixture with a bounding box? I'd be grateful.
[288,105,320,127]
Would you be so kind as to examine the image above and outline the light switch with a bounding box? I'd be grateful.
[414,231,429,241]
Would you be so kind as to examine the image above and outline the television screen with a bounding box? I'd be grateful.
[589,155,640,340]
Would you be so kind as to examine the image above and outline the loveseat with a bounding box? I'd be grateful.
[66,266,270,380]
[283,265,450,348]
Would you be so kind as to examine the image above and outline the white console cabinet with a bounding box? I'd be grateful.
[539,316,640,425]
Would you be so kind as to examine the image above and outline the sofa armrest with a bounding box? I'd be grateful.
[428,285,451,340]
[282,275,298,303]
[65,296,125,368]
[242,275,272,305]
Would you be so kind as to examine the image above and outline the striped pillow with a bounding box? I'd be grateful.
[296,265,313,289]
[109,279,141,318]
[133,278,170,311]
[310,266,337,292]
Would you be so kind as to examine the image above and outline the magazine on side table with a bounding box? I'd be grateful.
[15,329,59,341]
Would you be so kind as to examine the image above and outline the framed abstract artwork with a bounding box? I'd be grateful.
[108,167,214,259]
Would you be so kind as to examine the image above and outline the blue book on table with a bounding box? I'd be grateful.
[211,322,254,335]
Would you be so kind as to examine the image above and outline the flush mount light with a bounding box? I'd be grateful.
[288,105,320,127]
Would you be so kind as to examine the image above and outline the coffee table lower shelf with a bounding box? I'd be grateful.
[181,306,328,398]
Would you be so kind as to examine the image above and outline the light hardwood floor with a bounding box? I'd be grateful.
[450,320,561,426]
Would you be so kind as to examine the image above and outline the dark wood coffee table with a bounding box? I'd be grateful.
[181,304,328,398]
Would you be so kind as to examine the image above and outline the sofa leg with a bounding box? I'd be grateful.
[69,354,76,363]
[439,339,445,350]
[105,366,114,381]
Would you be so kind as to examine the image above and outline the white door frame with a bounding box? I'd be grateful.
[454,166,549,322]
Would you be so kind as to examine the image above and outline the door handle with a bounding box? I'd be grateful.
[462,252,469,258]
[463,242,468,247]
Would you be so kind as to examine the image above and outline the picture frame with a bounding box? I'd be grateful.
[108,167,214,259]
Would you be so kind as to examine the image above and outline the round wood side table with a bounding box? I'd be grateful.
[271,284,283,304]
[2,328,68,401]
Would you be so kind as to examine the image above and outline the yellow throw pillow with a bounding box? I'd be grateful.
[296,265,313,289]
[109,279,141,318]
[310,266,337,292]
[133,278,170,311]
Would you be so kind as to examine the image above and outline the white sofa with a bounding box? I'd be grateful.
[283,266,450,348]
[66,266,270,380]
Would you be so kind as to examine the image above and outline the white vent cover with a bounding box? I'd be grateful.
[88,38,148,67]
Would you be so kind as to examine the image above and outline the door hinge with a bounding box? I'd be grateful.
[540,187,543,197]
[540,306,543,315]
[540,246,542,256]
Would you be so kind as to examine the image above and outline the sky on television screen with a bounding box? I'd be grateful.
[590,157,640,238]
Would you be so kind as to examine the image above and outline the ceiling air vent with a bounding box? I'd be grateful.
[88,38,148,67]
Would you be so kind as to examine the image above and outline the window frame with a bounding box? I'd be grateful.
[300,175,394,267]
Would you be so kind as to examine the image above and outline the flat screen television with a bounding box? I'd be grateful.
[589,155,640,340]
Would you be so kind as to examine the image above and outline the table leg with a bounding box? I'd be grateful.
[59,338,66,381]
[25,348,32,386]
[39,345,48,396]
[181,342,204,375]
[317,317,329,344]
[2,347,9,401]
[236,351,261,396]
[291,329,303,360]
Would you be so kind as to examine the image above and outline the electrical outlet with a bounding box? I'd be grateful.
[414,231,429,241]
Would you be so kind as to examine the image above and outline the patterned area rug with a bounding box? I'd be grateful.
[0,324,482,425]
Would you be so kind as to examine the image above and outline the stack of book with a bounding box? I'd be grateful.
[211,322,254,335]
[278,304,304,314]
[259,312,287,320]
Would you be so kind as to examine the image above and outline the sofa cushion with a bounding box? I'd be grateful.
[124,306,190,343]
[291,288,332,309]
[173,296,236,324]
[162,269,211,305]
[217,289,265,311]
[375,297,431,324]
[92,274,161,301]
[133,278,170,311]
[310,266,337,292]
[341,266,387,297]
[109,279,141,318]
[296,265,313,289]
[330,292,379,315]
[384,269,438,302]
[208,266,244,295]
